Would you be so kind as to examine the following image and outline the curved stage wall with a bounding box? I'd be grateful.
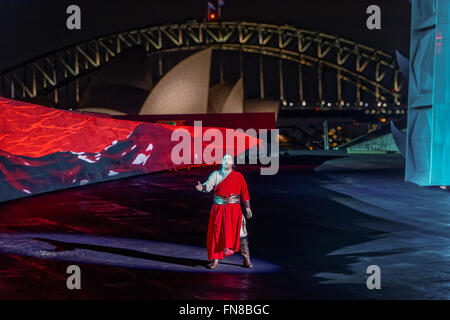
[0,97,259,203]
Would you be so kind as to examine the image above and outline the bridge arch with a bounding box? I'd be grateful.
[0,21,405,107]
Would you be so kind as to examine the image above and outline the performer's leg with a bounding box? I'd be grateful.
[207,259,219,269]
[240,236,253,268]
[207,207,224,269]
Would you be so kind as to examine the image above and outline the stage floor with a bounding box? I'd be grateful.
[0,153,448,299]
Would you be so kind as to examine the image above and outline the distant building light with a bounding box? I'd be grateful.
[289,102,294,107]
[282,100,288,106]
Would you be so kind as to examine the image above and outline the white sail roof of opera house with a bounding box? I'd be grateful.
[78,46,153,115]
[208,78,244,114]
[76,107,127,115]
[139,49,213,115]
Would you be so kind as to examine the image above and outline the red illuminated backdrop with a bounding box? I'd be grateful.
[0,97,261,203]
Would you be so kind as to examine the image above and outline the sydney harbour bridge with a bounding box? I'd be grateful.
[0,21,406,111]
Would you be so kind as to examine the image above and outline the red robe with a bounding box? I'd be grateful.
[207,170,250,260]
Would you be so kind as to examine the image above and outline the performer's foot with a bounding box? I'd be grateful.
[243,257,253,268]
[207,259,219,269]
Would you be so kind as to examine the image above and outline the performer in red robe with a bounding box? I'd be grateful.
[196,154,253,269]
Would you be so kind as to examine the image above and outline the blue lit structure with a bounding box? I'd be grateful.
[407,0,450,185]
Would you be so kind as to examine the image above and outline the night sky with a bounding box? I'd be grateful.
[0,0,411,72]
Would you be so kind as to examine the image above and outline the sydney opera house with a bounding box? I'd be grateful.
[75,47,279,118]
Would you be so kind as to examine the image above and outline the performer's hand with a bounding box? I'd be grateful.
[196,181,203,192]
[246,208,253,219]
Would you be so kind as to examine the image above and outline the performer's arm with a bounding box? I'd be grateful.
[244,200,252,219]
[196,171,218,193]
[240,174,252,219]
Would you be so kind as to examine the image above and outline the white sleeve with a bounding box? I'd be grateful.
[202,171,219,193]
